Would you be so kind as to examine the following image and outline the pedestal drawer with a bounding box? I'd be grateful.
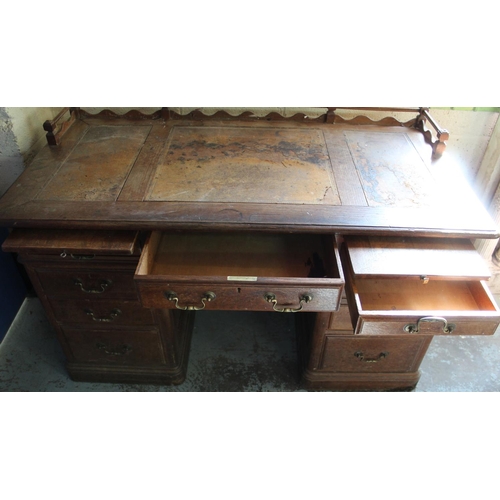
[320,335,432,373]
[48,298,156,327]
[343,236,500,336]
[34,269,139,300]
[348,277,500,336]
[62,327,165,365]
[135,231,344,313]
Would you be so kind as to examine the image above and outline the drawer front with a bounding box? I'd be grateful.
[343,259,500,336]
[48,298,155,327]
[62,327,165,365]
[355,314,500,336]
[136,283,342,312]
[320,335,432,373]
[34,269,139,300]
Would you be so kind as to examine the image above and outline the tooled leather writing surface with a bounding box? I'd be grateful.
[0,118,496,238]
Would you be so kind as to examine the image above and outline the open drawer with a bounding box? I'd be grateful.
[135,231,344,312]
[342,236,500,336]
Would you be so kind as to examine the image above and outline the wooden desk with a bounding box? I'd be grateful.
[2,107,499,390]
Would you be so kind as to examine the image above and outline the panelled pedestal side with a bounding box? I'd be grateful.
[2,229,194,385]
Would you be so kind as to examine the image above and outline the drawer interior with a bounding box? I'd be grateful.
[139,232,340,279]
[355,279,497,312]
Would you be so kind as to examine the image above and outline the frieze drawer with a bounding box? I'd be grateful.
[135,231,344,312]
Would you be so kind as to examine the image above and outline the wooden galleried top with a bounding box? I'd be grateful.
[0,107,496,238]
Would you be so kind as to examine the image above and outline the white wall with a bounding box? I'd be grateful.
[0,107,63,197]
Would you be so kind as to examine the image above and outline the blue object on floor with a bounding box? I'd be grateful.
[0,227,27,342]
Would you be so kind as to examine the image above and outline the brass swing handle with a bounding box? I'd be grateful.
[74,278,112,294]
[355,351,389,363]
[165,291,216,311]
[85,308,121,322]
[96,342,132,356]
[404,316,455,334]
[264,293,313,313]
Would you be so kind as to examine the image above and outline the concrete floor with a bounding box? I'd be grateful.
[1,296,500,391]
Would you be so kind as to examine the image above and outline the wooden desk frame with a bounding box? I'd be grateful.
[2,107,498,391]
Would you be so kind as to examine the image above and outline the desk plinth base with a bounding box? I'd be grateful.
[302,369,420,392]
[66,362,190,385]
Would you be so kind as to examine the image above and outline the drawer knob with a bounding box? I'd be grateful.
[84,308,122,322]
[264,293,312,313]
[404,316,455,334]
[355,351,389,363]
[74,278,112,294]
[165,291,216,311]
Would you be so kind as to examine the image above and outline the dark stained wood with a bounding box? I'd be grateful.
[415,109,449,158]
[65,310,194,384]
[1,200,496,239]
[43,108,77,146]
[296,312,431,391]
[33,268,139,300]
[323,131,368,206]
[319,335,432,373]
[343,243,500,337]
[0,114,493,236]
[2,229,139,255]
[62,327,166,365]
[134,231,344,312]
[117,123,175,201]
[48,297,155,327]
[6,227,194,385]
[1,108,498,390]
[77,108,163,121]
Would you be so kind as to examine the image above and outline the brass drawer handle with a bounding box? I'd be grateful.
[84,308,121,322]
[355,351,389,363]
[165,291,216,311]
[96,342,132,356]
[70,253,96,260]
[60,251,96,260]
[264,293,313,313]
[74,279,112,294]
[404,316,455,334]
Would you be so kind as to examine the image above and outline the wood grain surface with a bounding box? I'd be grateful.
[345,236,491,280]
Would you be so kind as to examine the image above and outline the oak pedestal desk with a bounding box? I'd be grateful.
[2,107,499,391]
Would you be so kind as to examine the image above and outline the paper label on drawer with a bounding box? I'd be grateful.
[227,276,258,282]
